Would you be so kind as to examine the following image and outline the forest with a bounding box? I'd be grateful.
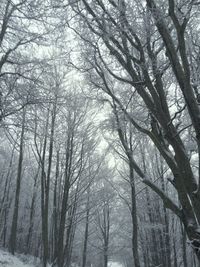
[0,0,200,266]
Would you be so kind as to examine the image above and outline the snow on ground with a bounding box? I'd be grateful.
[108,262,123,267]
[0,249,124,267]
[0,249,41,267]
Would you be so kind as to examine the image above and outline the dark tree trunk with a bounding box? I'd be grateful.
[9,109,26,254]
[181,222,188,267]
[56,138,72,267]
[64,179,80,266]
[0,146,14,246]
[40,114,49,267]
[130,167,140,267]
[82,188,90,267]
[26,169,39,253]
[51,150,59,262]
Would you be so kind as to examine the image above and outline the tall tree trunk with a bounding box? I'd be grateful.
[163,206,171,267]
[159,157,171,267]
[43,99,57,265]
[130,167,140,267]
[41,116,48,267]
[172,217,178,267]
[9,108,26,254]
[64,178,80,266]
[26,170,39,254]
[65,219,76,267]
[39,101,57,267]
[0,144,15,221]
[2,180,12,247]
[51,150,59,263]
[56,177,70,267]
[113,105,140,267]
[146,188,160,266]
[82,187,90,267]
[56,137,72,267]
[103,203,110,267]
[0,145,15,245]
[181,222,188,267]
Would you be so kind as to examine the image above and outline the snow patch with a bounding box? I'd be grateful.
[108,262,123,267]
[0,249,42,267]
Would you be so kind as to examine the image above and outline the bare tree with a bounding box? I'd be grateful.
[0,0,52,121]
[69,0,200,261]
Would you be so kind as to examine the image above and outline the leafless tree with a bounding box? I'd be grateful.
[68,0,200,262]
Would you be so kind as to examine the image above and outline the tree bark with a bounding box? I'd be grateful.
[26,170,39,254]
[130,168,141,267]
[82,187,90,267]
[56,139,71,267]
[9,108,26,255]
[51,150,59,262]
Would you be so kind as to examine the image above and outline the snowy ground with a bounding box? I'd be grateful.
[0,249,123,267]
[0,249,41,267]
[108,262,123,267]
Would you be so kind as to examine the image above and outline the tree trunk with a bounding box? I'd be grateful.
[0,146,14,246]
[113,105,140,267]
[51,150,59,262]
[9,109,26,254]
[39,108,50,267]
[130,167,140,267]
[56,140,71,267]
[26,170,39,254]
[64,178,80,266]
[181,222,188,267]
[82,188,90,267]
